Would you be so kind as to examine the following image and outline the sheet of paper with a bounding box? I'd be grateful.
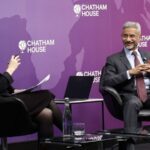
[13,74,50,94]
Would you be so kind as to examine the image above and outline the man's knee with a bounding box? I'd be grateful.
[125,98,142,109]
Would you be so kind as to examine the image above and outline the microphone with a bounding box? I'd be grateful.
[143,57,147,63]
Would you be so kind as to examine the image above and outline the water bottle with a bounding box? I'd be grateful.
[63,97,72,137]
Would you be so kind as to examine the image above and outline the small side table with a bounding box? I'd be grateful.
[55,98,105,130]
[39,132,123,150]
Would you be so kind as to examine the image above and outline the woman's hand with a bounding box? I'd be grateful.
[6,55,21,75]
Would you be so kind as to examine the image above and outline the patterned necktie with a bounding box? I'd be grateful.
[132,51,147,102]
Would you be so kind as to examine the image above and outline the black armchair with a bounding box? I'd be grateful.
[100,86,150,122]
[0,96,38,150]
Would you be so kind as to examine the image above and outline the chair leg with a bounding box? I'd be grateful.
[1,137,8,150]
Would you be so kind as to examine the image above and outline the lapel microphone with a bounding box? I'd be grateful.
[143,57,147,63]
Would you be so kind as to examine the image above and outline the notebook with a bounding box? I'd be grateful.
[64,76,94,99]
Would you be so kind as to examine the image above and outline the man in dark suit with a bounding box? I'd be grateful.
[100,21,150,149]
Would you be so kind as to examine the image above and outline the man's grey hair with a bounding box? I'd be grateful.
[123,21,141,34]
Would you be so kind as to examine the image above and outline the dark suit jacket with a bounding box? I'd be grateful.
[0,72,14,97]
[100,49,150,95]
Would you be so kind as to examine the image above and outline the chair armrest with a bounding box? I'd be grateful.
[102,86,123,106]
[15,97,29,112]
[0,96,37,136]
[0,97,29,113]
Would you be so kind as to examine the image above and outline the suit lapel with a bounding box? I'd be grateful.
[119,50,132,69]
[139,50,147,62]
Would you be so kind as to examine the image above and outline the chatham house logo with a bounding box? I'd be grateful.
[18,40,27,53]
[76,70,101,83]
[73,3,107,17]
[18,39,55,54]
[73,4,81,17]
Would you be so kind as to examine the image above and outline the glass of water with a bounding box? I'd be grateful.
[73,123,85,141]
